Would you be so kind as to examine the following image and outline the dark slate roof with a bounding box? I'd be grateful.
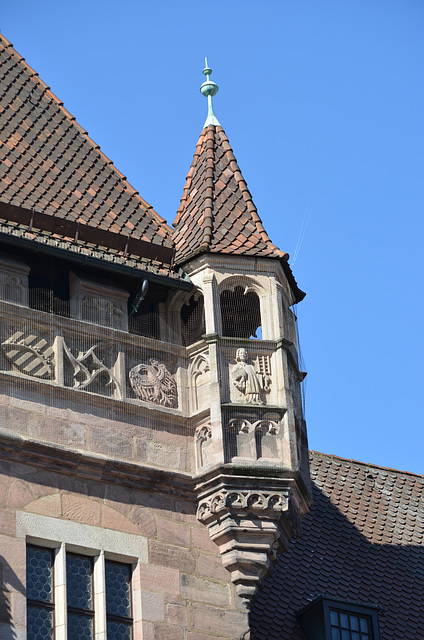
[0,34,176,275]
[173,125,288,265]
[250,452,424,640]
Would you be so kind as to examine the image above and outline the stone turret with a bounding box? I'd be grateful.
[173,64,311,607]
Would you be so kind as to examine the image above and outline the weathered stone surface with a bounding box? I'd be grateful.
[140,591,165,622]
[157,518,191,547]
[131,505,157,538]
[90,426,134,459]
[149,540,196,573]
[62,494,101,525]
[186,633,227,640]
[138,563,180,595]
[190,603,249,637]
[166,602,188,627]
[197,552,230,581]
[6,480,33,509]
[191,525,219,554]
[154,625,184,640]
[180,574,230,607]
[101,504,140,534]
[25,494,60,518]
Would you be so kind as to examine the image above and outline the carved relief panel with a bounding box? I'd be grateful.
[230,348,271,405]
[195,420,213,471]
[224,408,284,463]
[0,258,30,306]
[70,273,129,331]
[129,358,177,408]
[189,350,210,412]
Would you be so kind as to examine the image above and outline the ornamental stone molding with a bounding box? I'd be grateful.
[196,477,305,608]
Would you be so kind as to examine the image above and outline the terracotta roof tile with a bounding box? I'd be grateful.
[0,33,176,274]
[173,125,287,264]
[250,452,424,640]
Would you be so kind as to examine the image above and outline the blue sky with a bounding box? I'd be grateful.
[2,1,423,473]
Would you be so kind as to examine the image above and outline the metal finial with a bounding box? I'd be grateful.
[200,58,220,127]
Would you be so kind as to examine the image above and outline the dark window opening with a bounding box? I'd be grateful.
[29,257,70,317]
[220,286,261,339]
[181,295,205,346]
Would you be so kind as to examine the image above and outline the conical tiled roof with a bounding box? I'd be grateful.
[173,125,288,265]
[0,34,174,253]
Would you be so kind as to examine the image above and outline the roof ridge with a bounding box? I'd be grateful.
[310,450,424,478]
[0,32,172,238]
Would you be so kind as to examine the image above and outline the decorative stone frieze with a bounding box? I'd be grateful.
[0,258,30,306]
[70,272,129,331]
[129,359,177,408]
[196,476,302,607]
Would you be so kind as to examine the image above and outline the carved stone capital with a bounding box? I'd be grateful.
[196,476,304,608]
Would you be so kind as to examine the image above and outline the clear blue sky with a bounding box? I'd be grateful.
[2,1,423,474]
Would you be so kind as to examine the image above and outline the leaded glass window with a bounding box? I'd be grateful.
[26,544,134,640]
[26,545,54,640]
[106,560,133,639]
[67,553,94,639]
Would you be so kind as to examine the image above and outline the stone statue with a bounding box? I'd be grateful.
[232,348,270,405]
[129,358,177,408]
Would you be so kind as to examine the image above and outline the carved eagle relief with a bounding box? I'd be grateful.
[129,358,177,408]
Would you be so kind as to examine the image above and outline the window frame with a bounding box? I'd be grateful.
[26,541,134,640]
[297,596,380,640]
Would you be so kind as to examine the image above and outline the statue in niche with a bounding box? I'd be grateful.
[231,348,271,405]
[129,358,177,408]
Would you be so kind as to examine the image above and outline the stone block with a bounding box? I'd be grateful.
[138,440,181,470]
[38,417,87,449]
[191,526,219,554]
[6,480,34,509]
[154,624,184,640]
[197,552,229,581]
[190,603,249,637]
[149,541,195,574]
[62,494,101,526]
[166,602,188,627]
[101,504,140,534]
[138,562,180,595]
[90,426,134,459]
[180,574,230,607]
[0,484,7,507]
[0,510,15,536]
[26,494,61,518]
[157,518,191,547]
[140,591,165,622]
[186,633,227,640]
[131,505,157,538]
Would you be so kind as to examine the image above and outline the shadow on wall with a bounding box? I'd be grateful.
[0,554,24,640]
[249,481,424,640]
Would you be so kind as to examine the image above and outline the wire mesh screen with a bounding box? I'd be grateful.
[181,295,205,346]
[220,287,261,339]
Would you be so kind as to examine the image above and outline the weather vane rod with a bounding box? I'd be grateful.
[200,57,220,127]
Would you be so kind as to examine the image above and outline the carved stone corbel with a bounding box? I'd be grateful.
[196,477,301,608]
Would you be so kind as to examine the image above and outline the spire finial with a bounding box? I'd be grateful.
[200,58,220,127]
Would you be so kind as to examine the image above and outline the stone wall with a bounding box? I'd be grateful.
[0,456,249,640]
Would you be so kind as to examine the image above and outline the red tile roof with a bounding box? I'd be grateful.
[173,125,288,265]
[250,452,424,639]
[0,34,175,274]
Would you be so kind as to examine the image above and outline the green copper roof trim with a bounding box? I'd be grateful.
[200,58,220,127]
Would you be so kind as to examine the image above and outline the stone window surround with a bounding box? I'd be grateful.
[18,512,146,640]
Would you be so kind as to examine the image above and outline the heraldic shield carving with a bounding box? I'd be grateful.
[129,358,178,408]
